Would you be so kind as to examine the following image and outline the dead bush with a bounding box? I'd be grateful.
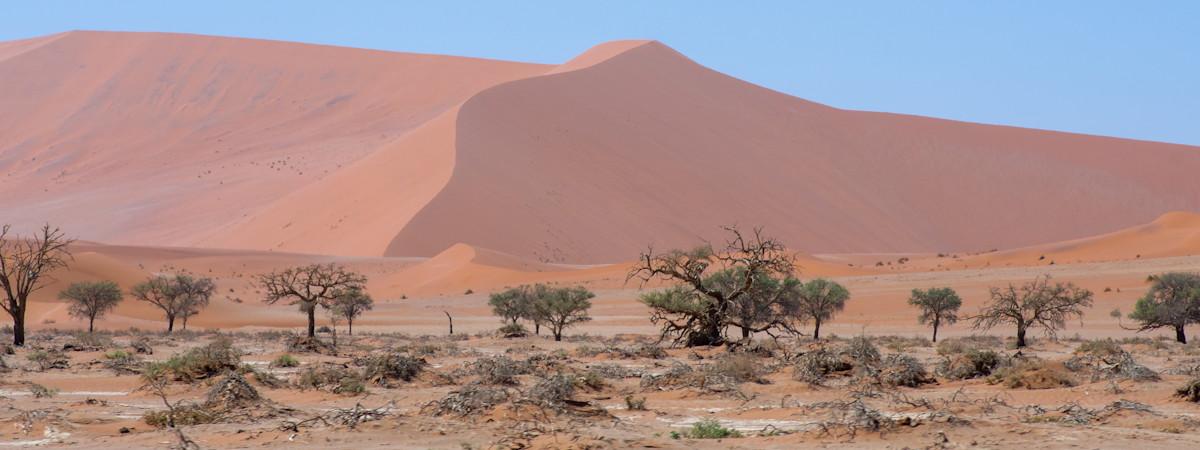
[102,349,143,375]
[708,353,766,384]
[150,338,241,382]
[131,337,154,355]
[936,335,1003,355]
[498,323,529,338]
[26,349,70,371]
[295,363,366,395]
[63,333,111,351]
[872,354,933,387]
[793,347,852,385]
[469,355,529,385]
[357,352,425,386]
[1065,340,1159,382]
[287,335,337,354]
[988,358,1075,389]
[205,371,262,410]
[587,363,642,379]
[425,383,511,416]
[937,349,1005,380]
[526,373,577,412]
[841,336,881,366]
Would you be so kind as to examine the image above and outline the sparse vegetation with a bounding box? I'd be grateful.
[59,280,123,333]
[971,275,1094,348]
[908,287,962,342]
[1129,272,1200,344]
[684,418,741,439]
[131,273,216,333]
[257,263,368,338]
[0,224,73,346]
[270,354,300,368]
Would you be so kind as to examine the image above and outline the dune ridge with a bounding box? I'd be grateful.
[1,31,1198,265]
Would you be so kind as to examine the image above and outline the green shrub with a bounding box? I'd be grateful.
[685,419,741,439]
[270,354,299,368]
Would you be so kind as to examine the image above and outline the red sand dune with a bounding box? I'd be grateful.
[2,32,1198,265]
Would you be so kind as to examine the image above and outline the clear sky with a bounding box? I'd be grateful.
[3,1,1198,145]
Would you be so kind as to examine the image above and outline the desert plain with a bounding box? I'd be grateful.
[1,31,1199,449]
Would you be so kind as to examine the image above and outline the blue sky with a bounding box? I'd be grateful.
[3,1,1198,145]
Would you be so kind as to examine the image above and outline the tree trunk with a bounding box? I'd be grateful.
[12,312,25,346]
[181,315,189,331]
[813,319,821,340]
[348,318,354,335]
[1176,324,1187,344]
[741,327,751,339]
[444,311,454,335]
[166,314,175,333]
[534,323,540,335]
[1016,325,1027,348]
[307,310,316,338]
[931,318,939,343]
[554,330,562,342]
[88,315,96,333]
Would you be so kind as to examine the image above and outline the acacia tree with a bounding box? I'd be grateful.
[59,280,123,333]
[971,275,1093,348]
[176,275,215,331]
[131,273,216,333]
[629,226,795,347]
[331,287,374,335]
[908,287,962,342]
[257,264,367,338]
[531,286,594,341]
[702,267,803,340]
[0,224,73,346]
[794,278,850,340]
[487,284,550,334]
[1128,272,1200,343]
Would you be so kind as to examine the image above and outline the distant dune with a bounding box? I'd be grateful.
[2,32,1198,264]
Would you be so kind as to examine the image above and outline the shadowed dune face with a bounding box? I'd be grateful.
[1,32,1198,264]
[386,41,1200,262]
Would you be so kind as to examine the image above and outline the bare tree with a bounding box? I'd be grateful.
[59,280,123,333]
[131,274,215,333]
[530,286,594,341]
[794,278,850,340]
[971,275,1093,348]
[1128,272,1200,343]
[331,287,373,335]
[0,224,74,346]
[629,226,795,347]
[908,287,962,342]
[257,264,367,338]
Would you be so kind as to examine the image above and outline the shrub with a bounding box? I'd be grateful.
[1065,340,1159,382]
[793,347,852,385]
[27,349,70,371]
[102,349,143,375]
[707,353,765,384]
[841,336,881,366]
[29,383,58,398]
[295,364,366,395]
[427,384,510,416]
[527,374,576,411]
[936,335,1003,355]
[286,335,337,354]
[874,354,933,387]
[470,355,529,385]
[988,358,1075,389]
[150,338,241,382]
[270,354,300,368]
[625,395,647,410]
[359,352,425,385]
[143,404,219,428]
[498,323,529,338]
[1176,378,1200,402]
[130,337,154,355]
[937,349,1004,380]
[685,419,741,439]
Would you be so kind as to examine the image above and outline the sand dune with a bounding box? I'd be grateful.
[2,31,1198,265]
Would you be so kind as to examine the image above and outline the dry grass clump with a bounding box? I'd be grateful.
[357,352,425,386]
[130,337,154,355]
[937,348,1004,380]
[145,372,272,428]
[707,353,768,384]
[269,354,299,368]
[295,363,367,395]
[988,358,1075,389]
[1176,378,1200,402]
[640,361,744,395]
[149,338,241,382]
[873,335,932,352]
[62,333,112,351]
[575,343,667,359]
[842,336,882,366]
[586,363,643,379]
[525,373,577,411]
[498,323,529,338]
[936,335,1003,355]
[1065,339,1159,382]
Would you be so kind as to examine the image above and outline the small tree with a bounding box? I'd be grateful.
[257,264,367,338]
[629,226,795,347]
[176,275,215,331]
[908,287,962,342]
[59,281,123,333]
[131,273,216,333]
[0,224,73,346]
[489,286,530,326]
[1129,272,1200,343]
[971,275,1093,348]
[331,287,373,335]
[794,278,850,340]
[530,286,594,341]
[707,268,803,340]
